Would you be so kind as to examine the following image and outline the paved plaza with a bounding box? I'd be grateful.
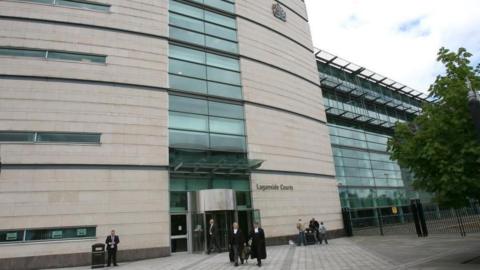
[49,234,480,270]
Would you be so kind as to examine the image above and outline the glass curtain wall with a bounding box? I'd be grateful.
[168,0,244,154]
[168,0,248,252]
[318,59,426,226]
[330,123,408,209]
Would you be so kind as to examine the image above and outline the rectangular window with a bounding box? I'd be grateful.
[170,192,188,212]
[0,131,100,144]
[169,95,208,115]
[24,227,96,241]
[210,133,246,152]
[170,45,240,72]
[169,112,209,132]
[207,82,242,99]
[170,45,206,64]
[1,227,95,243]
[209,117,244,135]
[205,36,238,54]
[206,53,240,71]
[205,23,237,41]
[170,27,206,47]
[57,0,110,12]
[24,0,110,12]
[170,74,208,94]
[0,48,45,58]
[169,129,210,149]
[187,178,210,191]
[26,0,54,3]
[47,51,106,63]
[169,0,238,53]
[36,132,101,143]
[207,66,241,85]
[231,179,250,191]
[170,0,203,19]
[208,101,244,119]
[0,230,24,243]
[0,47,106,64]
[205,10,236,29]
[169,47,242,98]
[0,132,35,142]
[170,178,210,192]
[170,13,205,32]
[236,191,251,208]
[202,0,235,13]
[170,178,187,191]
[170,59,206,79]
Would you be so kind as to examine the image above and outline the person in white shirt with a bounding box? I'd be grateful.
[318,222,328,244]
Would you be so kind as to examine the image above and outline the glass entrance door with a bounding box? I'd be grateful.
[205,211,235,252]
[191,213,206,253]
[189,209,262,253]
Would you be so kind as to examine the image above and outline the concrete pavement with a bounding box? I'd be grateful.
[47,234,480,270]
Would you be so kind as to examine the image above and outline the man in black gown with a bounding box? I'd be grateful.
[229,222,245,267]
[249,222,267,267]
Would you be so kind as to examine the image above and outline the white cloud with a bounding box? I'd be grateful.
[305,0,480,92]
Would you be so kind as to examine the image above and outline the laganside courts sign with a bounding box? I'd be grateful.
[256,184,294,191]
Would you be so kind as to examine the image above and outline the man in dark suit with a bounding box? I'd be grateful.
[229,222,245,267]
[105,229,120,267]
[207,219,220,254]
[249,222,267,267]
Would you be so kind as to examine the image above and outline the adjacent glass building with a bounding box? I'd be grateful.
[315,49,429,225]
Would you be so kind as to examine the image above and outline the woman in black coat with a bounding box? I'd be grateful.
[249,222,267,267]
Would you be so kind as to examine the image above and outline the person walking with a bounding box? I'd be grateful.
[229,222,245,267]
[207,219,220,254]
[105,229,120,267]
[296,219,306,246]
[309,218,319,244]
[313,218,320,244]
[318,221,328,245]
[249,222,266,267]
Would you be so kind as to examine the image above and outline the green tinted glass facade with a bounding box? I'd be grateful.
[169,95,246,152]
[168,0,249,216]
[169,0,237,53]
[317,52,426,217]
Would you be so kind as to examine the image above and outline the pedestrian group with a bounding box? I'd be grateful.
[106,217,328,268]
[296,218,328,246]
[208,220,266,267]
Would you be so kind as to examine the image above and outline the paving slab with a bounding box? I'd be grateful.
[46,234,480,270]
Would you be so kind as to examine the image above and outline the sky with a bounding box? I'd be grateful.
[305,0,480,93]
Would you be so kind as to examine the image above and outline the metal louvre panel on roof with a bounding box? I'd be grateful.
[324,104,401,129]
[314,48,429,102]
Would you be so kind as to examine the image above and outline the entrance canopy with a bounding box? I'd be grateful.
[170,149,264,176]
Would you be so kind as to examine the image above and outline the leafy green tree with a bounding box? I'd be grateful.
[388,48,480,208]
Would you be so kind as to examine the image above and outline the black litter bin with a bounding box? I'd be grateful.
[91,243,105,269]
[305,230,316,245]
